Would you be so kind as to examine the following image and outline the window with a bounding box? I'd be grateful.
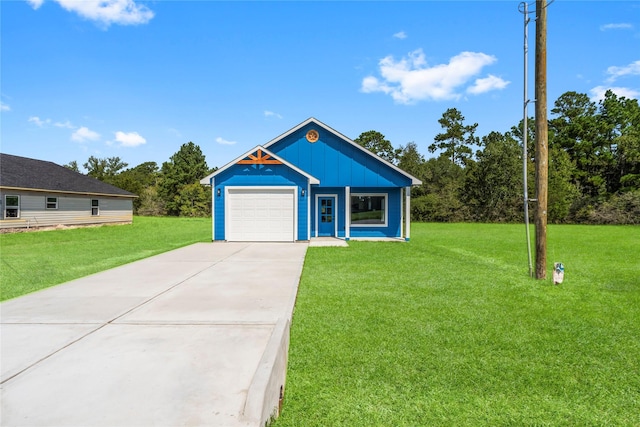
[91,199,99,216]
[46,196,58,209]
[351,194,387,226]
[5,195,20,218]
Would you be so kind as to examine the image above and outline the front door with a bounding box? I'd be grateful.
[318,196,335,237]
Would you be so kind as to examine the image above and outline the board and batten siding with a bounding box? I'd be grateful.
[0,190,133,229]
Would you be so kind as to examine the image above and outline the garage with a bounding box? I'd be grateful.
[226,187,296,242]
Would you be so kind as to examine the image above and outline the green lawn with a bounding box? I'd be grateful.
[275,223,640,426]
[0,216,210,301]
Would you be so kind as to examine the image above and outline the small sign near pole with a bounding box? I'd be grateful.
[553,262,565,285]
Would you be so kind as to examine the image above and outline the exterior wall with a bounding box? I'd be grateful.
[268,123,414,188]
[310,187,402,238]
[0,189,133,230]
[212,163,310,241]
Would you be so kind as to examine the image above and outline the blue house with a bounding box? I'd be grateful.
[200,118,421,242]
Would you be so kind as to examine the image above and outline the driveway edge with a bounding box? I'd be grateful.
[242,317,290,426]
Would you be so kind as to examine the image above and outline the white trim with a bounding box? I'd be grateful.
[45,196,58,210]
[225,186,297,242]
[344,186,350,240]
[91,198,100,216]
[200,145,319,185]
[400,187,404,239]
[263,118,422,185]
[306,182,311,240]
[211,178,216,241]
[405,187,411,240]
[4,194,20,219]
[350,192,388,228]
[314,193,338,238]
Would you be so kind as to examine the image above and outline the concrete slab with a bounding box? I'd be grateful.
[309,237,349,247]
[1,242,308,427]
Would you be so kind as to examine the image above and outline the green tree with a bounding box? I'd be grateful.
[429,108,478,167]
[63,160,81,173]
[354,130,400,164]
[413,155,468,222]
[174,183,211,217]
[548,145,580,222]
[597,90,640,191]
[137,186,166,216]
[159,142,209,216]
[464,131,522,222]
[549,91,603,195]
[397,142,426,184]
[83,156,128,183]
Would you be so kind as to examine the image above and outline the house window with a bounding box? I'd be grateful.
[5,195,20,218]
[91,199,99,216]
[46,196,58,209]
[351,194,387,226]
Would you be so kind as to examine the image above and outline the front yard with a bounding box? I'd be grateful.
[275,223,640,426]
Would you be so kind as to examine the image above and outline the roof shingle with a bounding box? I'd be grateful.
[0,153,136,197]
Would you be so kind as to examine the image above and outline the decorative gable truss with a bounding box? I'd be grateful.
[237,149,282,165]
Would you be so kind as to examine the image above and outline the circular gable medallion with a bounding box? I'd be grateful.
[306,129,319,143]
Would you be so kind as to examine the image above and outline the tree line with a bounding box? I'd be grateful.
[65,142,215,217]
[67,89,639,224]
[356,89,639,225]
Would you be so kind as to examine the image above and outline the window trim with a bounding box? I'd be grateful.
[350,193,388,228]
[4,195,20,219]
[46,196,58,210]
[91,199,99,216]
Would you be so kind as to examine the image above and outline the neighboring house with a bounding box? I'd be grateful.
[0,153,137,230]
[200,118,422,242]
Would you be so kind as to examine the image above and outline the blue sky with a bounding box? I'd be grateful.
[2,1,639,171]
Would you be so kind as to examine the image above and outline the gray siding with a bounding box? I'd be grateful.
[0,190,133,230]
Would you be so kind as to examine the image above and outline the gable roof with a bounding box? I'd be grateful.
[264,117,422,185]
[0,153,137,198]
[200,146,320,185]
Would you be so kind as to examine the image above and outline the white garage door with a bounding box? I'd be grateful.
[226,188,295,242]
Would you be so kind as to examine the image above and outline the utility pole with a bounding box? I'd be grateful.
[520,1,533,278]
[534,0,548,279]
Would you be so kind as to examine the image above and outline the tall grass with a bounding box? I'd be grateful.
[0,216,210,301]
[275,223,640,426]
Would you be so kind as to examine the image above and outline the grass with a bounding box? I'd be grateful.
[274,223,640,426]
[0,216,210,301]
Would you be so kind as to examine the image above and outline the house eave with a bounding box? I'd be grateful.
[0,186,138,199]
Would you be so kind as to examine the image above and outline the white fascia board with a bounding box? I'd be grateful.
[263,117,422,186]
[199,145,319,185]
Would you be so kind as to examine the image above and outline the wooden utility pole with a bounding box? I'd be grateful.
[534,0,548,279]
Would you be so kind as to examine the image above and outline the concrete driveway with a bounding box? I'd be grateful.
[1,242,308,427]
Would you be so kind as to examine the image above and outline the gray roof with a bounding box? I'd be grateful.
[0,153,137,198]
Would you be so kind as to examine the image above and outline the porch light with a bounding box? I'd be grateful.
[301,189,306,197]
[217,188,221,197]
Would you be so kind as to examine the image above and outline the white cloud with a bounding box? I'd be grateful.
[0,102,10,112]
[264,110,283,119]
[590,85,640,101]
[216,137,237,145]
[393,31,407,39]
[467,74,510,95]
[28,116,51,127]
[72,126,101,142]
[600,23,633,31]
[114,131,146,147]
[362,49,501,103]
[26,0,44,9]
[54,120,74,129]
[605,60,640,83]
[32,0,154,27]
